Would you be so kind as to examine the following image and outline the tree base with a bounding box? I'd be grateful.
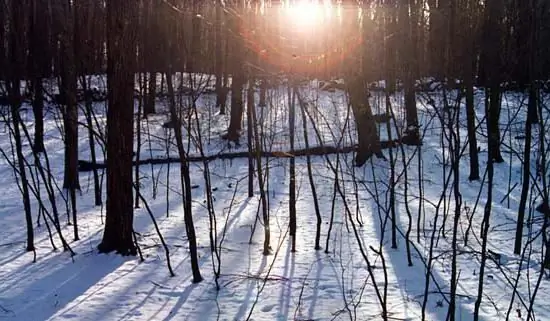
[536,201,550,217]
[354,150,386,167]
[401,130,422,146]
[98,241,137,256]
[221,131,241,144]
[468,173,480,181]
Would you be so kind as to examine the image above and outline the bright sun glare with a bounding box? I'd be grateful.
[285,0,330,29]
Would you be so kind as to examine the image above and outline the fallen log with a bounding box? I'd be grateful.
[78,140,399,172]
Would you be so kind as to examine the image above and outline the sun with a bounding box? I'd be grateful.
[284,0,329,30]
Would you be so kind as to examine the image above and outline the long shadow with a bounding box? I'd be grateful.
[3,252,128,321]
[364,161,487,321]
[103,183,259,321]
[233,255,268,320]
[276,240,295,320]
[306,252,325,320]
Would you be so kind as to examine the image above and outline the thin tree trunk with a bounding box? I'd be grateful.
[288,84,296,252]
[464,59,480,180]
[31,77,45,153]
[215,0,225,111]
[82,76,102,206]
[166,71,203,282]
[515,87,535,254]
[29,0,45,154]
[144,72,156,115]
[401,0,420,146]
[224,12,245,142]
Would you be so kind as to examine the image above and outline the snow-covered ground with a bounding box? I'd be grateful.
[0,79,549,320]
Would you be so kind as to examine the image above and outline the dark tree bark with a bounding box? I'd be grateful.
[384,1,397,93]
[515,87,535,254]
[487,88,504,163]
[259,80,267,107]
[288,85,296,252]
[8,0,35,252]
[464,75,480,180]
[11,102,35,252]
[29,0,46,154]
[60,0,80,192]
[145,72,156,115]
[143,1,156,116]
[348,76,383,167]
[463,0,480,180]
[482,0,504,163]
[224,10,245,142]
[345,5,383,167]
[215,0,225,111]
[98,0,138,256]
[428,0,444,78]
[515,0,537,255]
[166,72,203,283]
[59,0,80,241]
[400,0,421,146]
[81,76,102,206]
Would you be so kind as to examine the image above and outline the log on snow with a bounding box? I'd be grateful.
[78,140,399,172]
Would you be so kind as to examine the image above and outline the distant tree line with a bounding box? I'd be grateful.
[1,0,550,84]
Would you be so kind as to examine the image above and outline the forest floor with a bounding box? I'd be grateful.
[0,77,549,320]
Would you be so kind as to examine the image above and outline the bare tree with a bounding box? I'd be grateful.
[98,0,138,255]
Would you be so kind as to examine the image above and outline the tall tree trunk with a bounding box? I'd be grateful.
[8,0,35,252]
[288,85,296,252]
[145,72,156,115]
[464,74,480,180]
[215,0,225,111]
[428,0,444,77]
[515,0,537,254]
[226,68,245,141]
[401,0,421,146]
[60,0,80,241]
[143,1,156,116]
[82,76,102,206]
[463,0,480,180]
[29,0,45,154]
[348,76,383,166]
[166,71,203,282]
[384,1,397,92]
[224,9,245,142]
[61,1,80,192]
[31,77,45,153]
[11,103,35,252]
[487,88,503,163]
[483,0,504,163]
[515,87,535,254]
[98,0,137,256]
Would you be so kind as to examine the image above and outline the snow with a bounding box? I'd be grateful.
[0,79,549,320]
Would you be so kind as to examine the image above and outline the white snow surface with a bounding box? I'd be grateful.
[0,77,549,321]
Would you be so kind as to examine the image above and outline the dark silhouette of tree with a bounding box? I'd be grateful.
[400,0,421,146]
[481,0,504,163]
[98,0,138,255]
[461,0,480,181]
[58,0,80,240]
[6,0,35,253]
[224,8,245,142]
[29,0,47,154]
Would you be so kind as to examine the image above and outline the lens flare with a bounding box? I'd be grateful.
[285,0,325,30]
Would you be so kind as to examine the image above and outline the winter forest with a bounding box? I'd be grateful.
[1,0,550,320]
